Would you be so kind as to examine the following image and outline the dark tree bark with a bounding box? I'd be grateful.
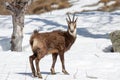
[5,0,33,51]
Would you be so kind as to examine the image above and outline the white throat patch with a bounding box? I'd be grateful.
[69,28,76,37]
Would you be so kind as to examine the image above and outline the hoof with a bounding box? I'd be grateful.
[38,75,42,79]
[51,72,56,75]
[62,70,69,75]
[37,73,42,79]
[50,68,56,75]
[33,72,37,77]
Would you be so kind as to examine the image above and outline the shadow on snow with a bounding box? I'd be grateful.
[25,17,67,35]
[77,28,109,39]
[25,13,110,39]
[0,37,11,51]
[17,71,59,77]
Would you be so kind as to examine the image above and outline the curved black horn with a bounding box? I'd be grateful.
[67,13,71,22]
[72,13,75,21]
[75,17,78,22]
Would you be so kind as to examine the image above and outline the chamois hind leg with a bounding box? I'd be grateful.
[29,55,37,77]
[59,53,69,75]
[35,58,42,78]
[50,53,58,74]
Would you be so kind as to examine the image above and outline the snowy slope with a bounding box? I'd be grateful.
[0,0,120,80]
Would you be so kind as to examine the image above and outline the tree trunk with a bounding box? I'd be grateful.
[11,14,24,51]
[5,0,33,51]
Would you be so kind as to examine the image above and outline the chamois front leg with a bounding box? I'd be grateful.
[35,58,42,78]
[51,53,58,74]
[29,55,37,77]
[59,53,69,75]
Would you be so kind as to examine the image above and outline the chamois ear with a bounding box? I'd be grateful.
[33,29,39,34]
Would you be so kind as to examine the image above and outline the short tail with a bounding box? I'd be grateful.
[30,30,39,47]
[33,30,39,34]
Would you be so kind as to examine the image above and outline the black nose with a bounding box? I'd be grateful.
[71,30,74,33]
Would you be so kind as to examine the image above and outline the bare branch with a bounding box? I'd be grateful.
[6,1,29,17]
[28,0,34,5]
[5,2,15,14]
[16,1,28,17]
[73,68,78,79]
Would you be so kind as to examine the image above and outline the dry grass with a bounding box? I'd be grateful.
[0,0,70,15]
[28,0,70,14]
[82,0,120,12]
[97,0,120,12]
[0,0,12,15]
[99,0,110,3]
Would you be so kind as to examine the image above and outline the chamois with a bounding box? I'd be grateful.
[29,14,77,78]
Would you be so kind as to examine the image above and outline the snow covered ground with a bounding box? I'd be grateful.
[0,0,120,80]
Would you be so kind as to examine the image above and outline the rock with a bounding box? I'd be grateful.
[109,30,120,52]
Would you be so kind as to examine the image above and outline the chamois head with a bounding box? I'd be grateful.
[66,14,77,37]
